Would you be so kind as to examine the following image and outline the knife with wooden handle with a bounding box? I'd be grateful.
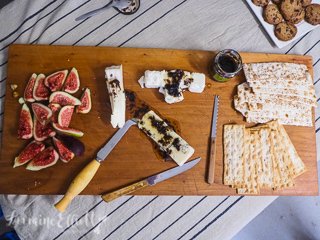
[207,95,219,184]
[54,119,137,212]
[102,157,201,203]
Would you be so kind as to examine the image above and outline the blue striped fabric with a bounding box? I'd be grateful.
[0,0,319,239]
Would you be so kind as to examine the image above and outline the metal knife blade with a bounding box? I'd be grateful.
[146,157,201,185]
[211,95,219,139]
[96,119,137,161]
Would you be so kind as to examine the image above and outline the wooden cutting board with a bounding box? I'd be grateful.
[0,44,318,195]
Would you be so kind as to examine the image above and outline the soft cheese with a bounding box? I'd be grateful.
[138,69,206,104]
[105,65,125,128]
[138,110,194,166]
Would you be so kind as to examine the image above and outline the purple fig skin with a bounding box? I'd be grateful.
[57,134,85,156]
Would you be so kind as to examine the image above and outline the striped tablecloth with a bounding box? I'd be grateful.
[0,1,319,239]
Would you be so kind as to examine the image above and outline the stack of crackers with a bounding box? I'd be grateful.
[234,62,316,126]
[223,120,306,194]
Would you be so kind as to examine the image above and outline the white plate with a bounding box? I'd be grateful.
[245,0,320,48]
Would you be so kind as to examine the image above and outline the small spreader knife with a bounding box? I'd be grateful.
[207,95,219,184]
[101,157,201,203]
[54,119,137,212]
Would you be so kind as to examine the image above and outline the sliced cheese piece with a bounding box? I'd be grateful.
[105,65,125,128]
[138,110,194,166]
[189,73,206,93]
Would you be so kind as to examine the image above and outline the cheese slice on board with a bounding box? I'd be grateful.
[138,110,194,166]
[105,65,126,128]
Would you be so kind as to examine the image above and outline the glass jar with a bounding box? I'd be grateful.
[210,49,243,82]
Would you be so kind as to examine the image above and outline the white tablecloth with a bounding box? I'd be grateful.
[0,1,319,239]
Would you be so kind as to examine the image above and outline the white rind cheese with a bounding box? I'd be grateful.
[105,65,125,128]
[138,69,205,104]
[138,110,194,166]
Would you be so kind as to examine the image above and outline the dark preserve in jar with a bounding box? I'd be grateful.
[209,49,243,82]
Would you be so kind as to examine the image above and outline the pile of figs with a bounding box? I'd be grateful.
[15,68,91,171]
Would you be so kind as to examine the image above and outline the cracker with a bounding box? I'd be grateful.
[268,122,295,189]
[236,129,260,194]
[223,125,245,186]
[268,121,306,177]
[257,128,274,188]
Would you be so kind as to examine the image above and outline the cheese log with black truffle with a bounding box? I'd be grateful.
[105,65,125,128]
[138,110,194,166]
[138,69,205,104]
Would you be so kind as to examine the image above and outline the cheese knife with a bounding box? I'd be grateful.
[101,157,201,203]
[54,119,137,212]
[207,95,219,184]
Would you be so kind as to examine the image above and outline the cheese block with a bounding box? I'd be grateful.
[138,69,205,104]
[138,110,194,166]
[105,65,126,128]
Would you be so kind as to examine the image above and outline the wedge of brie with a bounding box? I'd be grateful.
[138,110,194,166]
[105,65,125,128]
[138,69,205,104]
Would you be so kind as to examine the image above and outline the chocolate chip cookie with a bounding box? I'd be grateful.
[252,0,270,7]
[281,0,303,21]
[272,0,282,4]
[274,22,297,41]
[305,4,320,25]
[290,8,305,24]
[301,0,312,7]
[264,4,284,24]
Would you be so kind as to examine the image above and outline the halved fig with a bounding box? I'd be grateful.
[58,135,85,156]
[14,141,45,168]
[58,105,74,127]
[33,74,49,101]
[24,73,37,102]
[18,104,33,139]
[44,70,68,92]
[26,147,59,171]
[49,91,81,106]
[48,103,61,123]
[34,118,56,141]
[52,137,75,163]
[76,88,92,114]
[63,68,80,94]
[52,122,83,137]
[32,103,52,125]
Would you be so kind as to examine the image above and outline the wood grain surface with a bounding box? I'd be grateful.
[0,44,318,195]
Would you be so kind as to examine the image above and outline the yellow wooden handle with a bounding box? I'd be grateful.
[101,179,149,203]
[54,159,101,212]
[207,138,217,184]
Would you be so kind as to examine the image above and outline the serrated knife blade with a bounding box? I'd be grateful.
[211,95,219,139]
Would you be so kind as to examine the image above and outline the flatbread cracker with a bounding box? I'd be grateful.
[223,125,245,186]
